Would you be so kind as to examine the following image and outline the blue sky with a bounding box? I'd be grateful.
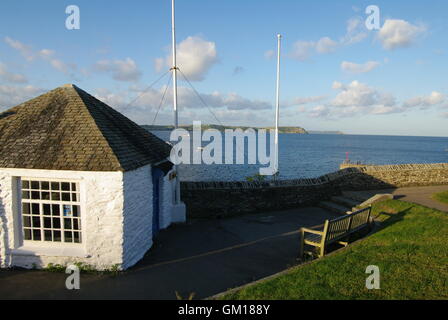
[1,0,447,136]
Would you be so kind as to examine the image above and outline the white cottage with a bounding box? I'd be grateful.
[0,84,185,270]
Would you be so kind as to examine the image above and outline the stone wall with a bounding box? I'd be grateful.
[181,163,448,218]
[122,165,153,270]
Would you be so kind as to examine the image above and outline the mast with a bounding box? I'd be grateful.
[172,0,180,204]
[274,34,282,176]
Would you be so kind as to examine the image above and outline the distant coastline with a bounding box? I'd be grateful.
[142,124,310,134]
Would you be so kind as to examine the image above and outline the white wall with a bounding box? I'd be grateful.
[121,165,153,270]
[0,165,177,271]
[0,168,125,270]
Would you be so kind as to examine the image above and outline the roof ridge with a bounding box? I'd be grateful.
[68,85,125,171]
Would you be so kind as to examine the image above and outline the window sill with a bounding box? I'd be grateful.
[10,245,88,258]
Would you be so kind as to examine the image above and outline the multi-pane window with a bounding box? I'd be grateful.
[21,179,82,244]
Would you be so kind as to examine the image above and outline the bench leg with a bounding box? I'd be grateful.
[298,229,304,260]
[319,245,325,258]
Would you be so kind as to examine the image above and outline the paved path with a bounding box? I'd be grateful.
[0,207,336,300]
[352,185,448,212]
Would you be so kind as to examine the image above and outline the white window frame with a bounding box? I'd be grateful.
[19,177,83,247]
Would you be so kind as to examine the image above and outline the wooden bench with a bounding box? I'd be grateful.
[299,206,372,259]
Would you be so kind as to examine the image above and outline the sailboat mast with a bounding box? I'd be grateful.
[172,0,180,204]
[274,34,282,176]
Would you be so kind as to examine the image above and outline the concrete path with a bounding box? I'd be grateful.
[0,207,337,300]
[351,185,448,212]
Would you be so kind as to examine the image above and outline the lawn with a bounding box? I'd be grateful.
[432,190,448,205]
[220,200,448,300]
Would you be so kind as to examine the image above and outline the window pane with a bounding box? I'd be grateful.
[22,191,30,199]
[51,192,60,201]
[33,229,41,241]
[32,217,41,228]
[53,218,61,229]
[64,231,73,243]
[31,191,40,200]
[63,205,72,217]
[74,232,81,243]
[73,219,80,230]
[31,181,39,190]
[53,231,61,242]
[22,203,30,215]
[71,183,77,192]
[31,203,40,215]
[61,182,70,191]
[41,192,50,200]
[41,181,50,190]
[64,218,72,230]
[51,182,60,190]
[62,193,70,201]
[52,204,60,216]
[44,217,51,228]
[73,205,79,217]
[24,229,32,240]
[22,180,30,189]
[44,230,52,241]
[23,216,31,228]
[71,193,78,202]
[43,204,51,215]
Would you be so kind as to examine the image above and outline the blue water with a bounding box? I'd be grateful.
[152,131,448,182]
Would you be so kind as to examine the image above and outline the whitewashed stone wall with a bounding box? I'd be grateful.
[0,168,125,270]
[121,165,153,270]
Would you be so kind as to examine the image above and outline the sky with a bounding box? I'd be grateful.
[0,0,447,136]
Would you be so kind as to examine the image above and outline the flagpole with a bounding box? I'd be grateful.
[172,0,180,204]
[274,34,282,176]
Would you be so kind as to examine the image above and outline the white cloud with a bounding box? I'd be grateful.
[4,37,76,75]
[0,85,45,111]
[342,17,368,45]
[291,16,368,61]
[0,63,28,83]
[155,36,218,81]
[403,91,445,108]
[290,41,316,61]
[341,61,380,74]
[378,19,426,50]
[309,105,330,118]
[291,96,327,105]
[95,86,272,125]
[94,58,142,82]
[316,37,338,54]
[4,37,34,61]
[331,80,395,108]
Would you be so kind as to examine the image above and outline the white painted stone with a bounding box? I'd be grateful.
[0,164,182,271]
[0,168,124,270]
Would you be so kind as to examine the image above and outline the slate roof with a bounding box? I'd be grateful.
[0,84,172,172]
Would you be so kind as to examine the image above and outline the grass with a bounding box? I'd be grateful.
[432,190,448,205]
[220,200,448,300]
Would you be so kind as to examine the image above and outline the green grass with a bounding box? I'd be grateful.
[432,191,448,205]
[220,200,448,300]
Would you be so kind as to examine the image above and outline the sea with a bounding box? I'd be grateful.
[151,131,448,182]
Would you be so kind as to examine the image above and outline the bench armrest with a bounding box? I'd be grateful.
[301,227,324,235]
